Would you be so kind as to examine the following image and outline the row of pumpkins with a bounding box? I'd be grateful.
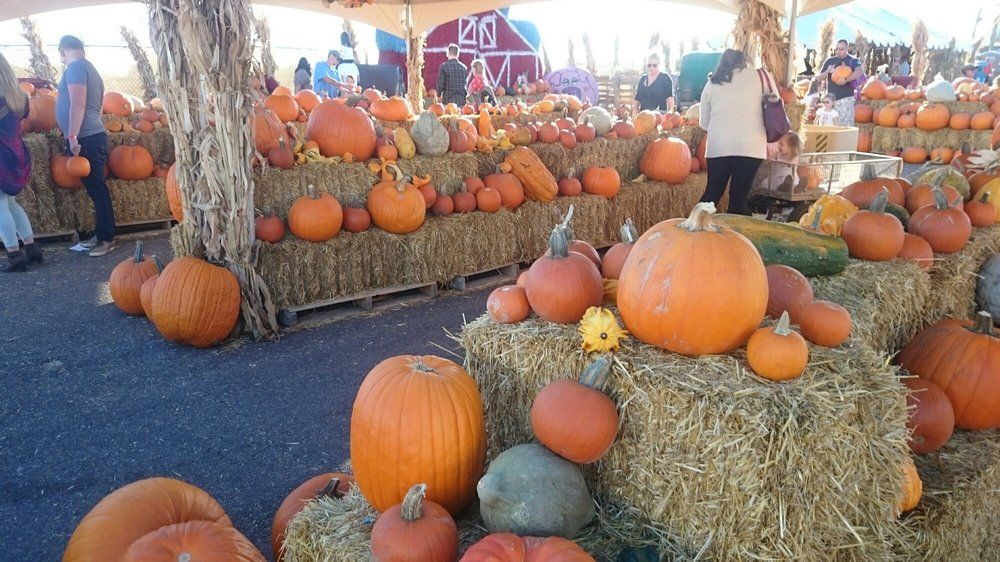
[20,86,170,135]
[859,76,1000,104]
[48,144,163,188]
[235,133,696,245]
[856,100,1000,133]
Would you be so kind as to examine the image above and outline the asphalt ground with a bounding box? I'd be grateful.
[0,233,492,559]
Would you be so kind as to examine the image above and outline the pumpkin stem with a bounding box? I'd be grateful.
[132,240,144,263]
[929,186,950,210]
[869,188,890,214]
[548,223,571,259]
[979,191,991,204]
[860,162,877,182]
[152,255,163,274]
[578,356,612,390]
[809,205,824,231]
[969,311,996,335]
[774,311,793,336]
[620,218,637,244]
[386,162,403,182]
[679,202,720,232]
[400,483,428,522]
[320,477,347,500]
[307,184,319,199]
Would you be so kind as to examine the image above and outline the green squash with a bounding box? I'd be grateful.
[714,214,849,276]
[477,444,594,538]
[879,203,910,228]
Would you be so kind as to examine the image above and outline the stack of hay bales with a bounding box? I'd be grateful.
[863,100,994,153]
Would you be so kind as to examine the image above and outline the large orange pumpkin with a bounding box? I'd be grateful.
[841,189,905,260]
[875,103,900,127]
[949,112,971,130]
[901,146,928,164]
[581,166,621,198]
[971,111,996,130]
[306,99,377,160]
[271,474,353,561]
[531,357,618,464]
[903,377,954,454]
[63,477,232,561]
[460,534,594,562]
[109,241,162,316]
[617,203,768,355]
[908,188,971,254]
[370,96,413,122]
[367,175,426,234]
[108,145,154,180]
[149,257,241,348]
[854,104,874,123]
[102,92,133,116]
[840,166,905,207]
[288,186,343,242]
[370,484,459,562]
[264,94,300,123]
[27,95,57,132]
[860,78,887,100]
[898,311,1000,430]
[50,154,84,188]
[120,521,265,562]
[524,221,603,324]
[639,136,691,184]
[914,102,950,131]
[165,163,183,222]
[294,89,320,112]
[350,355,486,514]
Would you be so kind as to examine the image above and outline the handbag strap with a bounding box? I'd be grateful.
[757,68,776,95]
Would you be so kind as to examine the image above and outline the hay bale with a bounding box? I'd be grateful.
[282,484,635,562]
[395,152,494,195]
[811,259,933,356]
[254,162,376,212]
[867,100,988,115]
[108,129,175,165]
[898,429,1000,560]
[871,126,991,153]
[255,177,708,310]
[459,312,910,561]
[924,225,1000,323]
[787,102,806,132]
[530,135,656,182]
[18,133,64,233]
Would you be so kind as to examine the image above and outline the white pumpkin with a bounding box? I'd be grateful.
[410,112,449,156]
[578,106,614,135]
[685,103,701,123]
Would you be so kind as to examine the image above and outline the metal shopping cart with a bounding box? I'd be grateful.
[748,151,903,222]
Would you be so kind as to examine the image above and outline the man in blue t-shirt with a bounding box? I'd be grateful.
[56,35,116,256]
[819,39,864,126]
[313,50,352,99]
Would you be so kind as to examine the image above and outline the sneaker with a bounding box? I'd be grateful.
[69,236,98,253]
[88,241,116,257]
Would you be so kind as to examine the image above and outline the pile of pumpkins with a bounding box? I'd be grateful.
[107,241,242,349]
[101,92,171,134]
[18,81,59,134]
[49,144,162,189]
[798,161,998,270]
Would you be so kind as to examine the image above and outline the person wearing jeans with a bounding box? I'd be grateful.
[698,49,767,215]
[55,35,116,256]
[0,52,43,272]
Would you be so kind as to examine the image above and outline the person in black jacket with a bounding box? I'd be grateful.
[436,44,468,105]
[632,53,674,114]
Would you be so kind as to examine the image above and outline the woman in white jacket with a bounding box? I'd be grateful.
[698,49,769,215]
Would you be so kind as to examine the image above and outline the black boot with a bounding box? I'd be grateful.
[3,251,27,273]
[23,242,43,264]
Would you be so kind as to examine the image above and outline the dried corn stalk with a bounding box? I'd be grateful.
[661,41,672,72]
[818,18,836,61]
[691,36,700,51]
[567,37,576,68]
[649,31,660,50]
[582,32,596,76]
[731,0,787,85]
[854,31,870,74]
[19,17,57,82]
[407,33,425,111]
[254,16,276,79]
[343,19,359,61]
[120,27,158,102]
[912,19,929,85]
[541,43,551,76]
[613,36,620,69]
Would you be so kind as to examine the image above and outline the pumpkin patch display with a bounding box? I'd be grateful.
[531,356,618,464]
[288,186,343,242]
[504,147,558,203]
[149,257,241,348]
[108,145,155,180]
[461,534,594,562]
[902,377,954,454]
[747,312,809,381]
[109,241,162,316]
[271,474,353,561]
[306,99,376,160]
[795,300,852,347]
[897,233,935,270]
[841,189,905,261]
[370,484,459,562]
[524,216,602,324]
[367,174,426,234]
[639,136,691,184]
[255,210,285,243]
[119,521,265,562]
[478,444,594,538]
[487,285,531,324]
[350,355,486,514]
[618,203,768,355]
[765,264,814,319]
[908,188,972,254]
[581,166,620,198]
[898,312,1000,430]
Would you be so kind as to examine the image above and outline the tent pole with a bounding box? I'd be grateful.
[786,0,799,86]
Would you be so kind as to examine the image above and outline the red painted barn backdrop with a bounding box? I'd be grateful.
[380,10,543,92]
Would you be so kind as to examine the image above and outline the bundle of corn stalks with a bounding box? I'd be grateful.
[648,31,660,50]
[120,27,158,102]
[567,37,576,67]
[19,17,57,82]
[661,41,671,72]
[540,43,552,76]
[407,33,425,111]
[913,19,930,85]
[731,0,787,85]
[254,16,277,79]
[613,36,621,69]
[818,18,836,61]
[343,19,359,63]
[582,32,596,76]
[854,31,870,74]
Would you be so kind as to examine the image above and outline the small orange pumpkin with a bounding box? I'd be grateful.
[370,484,459,562]
[841,189,905,261]
[795,300,852,347]
[255,209,285,243]
[524,217,603,324]
[487,285,531,324]
[747,312,809,381]
[288,185,343,242]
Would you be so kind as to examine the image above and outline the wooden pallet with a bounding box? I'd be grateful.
[278,282,438,328]
[450,263,519,291]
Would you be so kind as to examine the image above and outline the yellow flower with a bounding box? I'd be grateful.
[579,306,629,353]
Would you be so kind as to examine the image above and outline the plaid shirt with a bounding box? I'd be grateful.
[436,58,468,105]
[0,98,30,196]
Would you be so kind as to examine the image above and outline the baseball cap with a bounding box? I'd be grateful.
[58,35,85,51]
